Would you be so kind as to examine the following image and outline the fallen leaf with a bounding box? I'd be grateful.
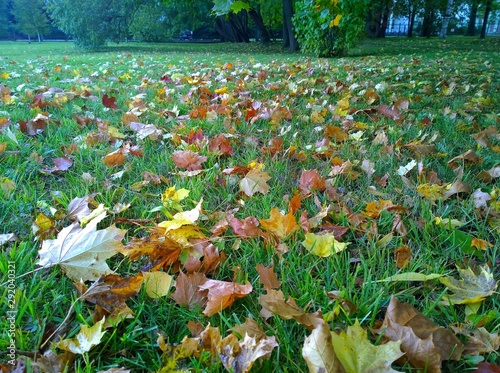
[199,280,252,316]
[41,157,73,174]
[220,333,278,373]
[439,266,497,305]
[256,264,282,290]
[302,232,349,257]
[472,362,500,373]
[331,319,404,373]
[172,150,207,171]
[378,272,443,282]
[37,212,125,281]
[302,319,345,373]
[299,169,326,196]
[56,318,106,354]
[258,289,322,328]
[143,271,173,298]
[259,208,299,240]
[451,326,500,355]
[67,196,92,222]
[229,216,264,238]
[102,93,118,109]
[240,168,271,197]
[394,245,412,269]
[373,296,463,373]
[170,271,208,310]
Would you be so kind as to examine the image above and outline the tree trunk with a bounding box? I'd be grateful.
[37,31,41,42]
[408,8,416,37]
[439,0,453,38]
[216,13,250,43]
[421,1,435,38]
[248,8,270,43]
[282,0,299,51]
[480,0,492,39]
[379,5,391,38]
[466,0,478,36]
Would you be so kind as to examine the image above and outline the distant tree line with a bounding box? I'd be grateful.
[0,0,497,55]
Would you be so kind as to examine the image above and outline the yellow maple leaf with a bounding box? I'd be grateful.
[417,183,446,201]
[331,320,404,373]
[56,318,106,354]
[158,198,202,232]
[302,232,349,257]
[439,266,497,305]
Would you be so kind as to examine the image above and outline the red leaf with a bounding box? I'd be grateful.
[102,94,118,110]
[172,150,207,171]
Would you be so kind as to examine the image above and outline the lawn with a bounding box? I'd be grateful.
[0,37,499,373]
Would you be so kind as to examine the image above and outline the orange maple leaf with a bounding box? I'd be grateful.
[199,280,253,316]
[259,208,299,240]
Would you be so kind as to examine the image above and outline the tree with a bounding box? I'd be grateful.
[11,0,49,42]
[282,0,299,51]
[365,0,393,38]
[479,0,493,38]
[466,0,479,35]
[212,0,273,43]
[46,0,141,49]
[393,0,423,37]
[439,0,454,38]
[293,0,369,57]
[0,0,12,39]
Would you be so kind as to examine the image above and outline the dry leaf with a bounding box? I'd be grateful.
[143,271,173,298]
[220,334,278,373]
[240,168,271,197]
[451,326,500,355]
[170,271,208,310]
[199,280,252,316]
[439,266,497,305]
[302,319,345,373]
[37,212,125,281]
[373,296,463,373]
[299,169,326,196]
[56,319,106,354]
[256,264,282,290]
[259,208,299,240]
[172,150,207,171]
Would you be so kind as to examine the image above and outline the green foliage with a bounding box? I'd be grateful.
[46,0,140,49]
[11,0,49,40]
[293,0,369,57]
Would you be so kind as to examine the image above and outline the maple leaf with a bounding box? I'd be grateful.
[158,198,203,232]
[221,333,278,373]
[259,208,299,240]
[143,271,173,298]
[56,318,106,354]
[67,196,92,222]
[451,326,500,355]
[198,279,253,316]
[230,318,267,340]
[229,216,264,238]
[473,362,500,373]
[299,169,326,196]
[75,273,144,313]
[41,157,73,174]
[171,150,207,170]
[331,320,404,373]
[37,212,125,281]
[302,319,345,373]
[102,93,118,109]
[373,296,463,373]
[258,289,322,328]
[256,264,282,290]
[302,232,350,257]
[240,168,270,197]
[439,266,497,305]
[170,271,208,310]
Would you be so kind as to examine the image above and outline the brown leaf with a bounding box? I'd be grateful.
[299,169,326,196]
[258,289,322,329]
[394,245,412,269]
[259,208,299,240]
[199,279,252,316]
[41,157,73,174]
[448,150,482,169]
[443,180,471,199]
[172,150,207,171]
[471,126,499,147]
[31,350,75,373]
[229,216,264,238]
[76,274,144,314]
[102,94,118,110]
[373,296,463,373]
[256,264,282,290]
[451,326,500,355]
[477,165,500,183]
[170,271,208,310]
[230,318,266,340]
[221,334,278,373]
[473,362,500,373]
[209,134,234,156]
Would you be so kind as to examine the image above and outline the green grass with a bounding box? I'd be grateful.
[1,37,499,372]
